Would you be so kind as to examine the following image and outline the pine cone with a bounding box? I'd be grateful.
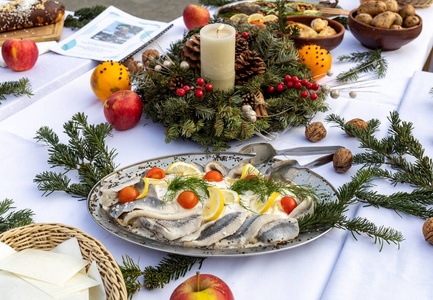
[142,49,159,72]
[168,76,188,93]
[235,50,266,85]
[181,34,201,75]
[241,93,256,106]
[236,37,249,56]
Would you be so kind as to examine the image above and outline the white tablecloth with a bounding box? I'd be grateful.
[1,1,433,299]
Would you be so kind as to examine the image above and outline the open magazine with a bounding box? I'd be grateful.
[51,6,172,62]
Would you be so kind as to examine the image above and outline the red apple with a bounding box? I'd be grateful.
[183,4,210,30]
[1,39,38,71]
[170,272,234,300]
[103,90,143,130]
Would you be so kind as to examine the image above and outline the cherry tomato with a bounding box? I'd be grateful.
[245,174,259,181]
[203,170,223,182]
[146,167,165,179]
[177,191,199,209]
[118,186,139,204]
[281,196,298,214]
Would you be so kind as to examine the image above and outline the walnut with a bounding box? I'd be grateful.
[142,49,160,72]
[345,118,368,137]
[124,60,144,74]
[333,148,352,173]
[305,122,327,143]
[422,218,433,245]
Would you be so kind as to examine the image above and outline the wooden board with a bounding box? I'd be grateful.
[0,16,64,46]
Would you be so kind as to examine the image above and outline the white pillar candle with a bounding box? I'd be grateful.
[200,23,236,92]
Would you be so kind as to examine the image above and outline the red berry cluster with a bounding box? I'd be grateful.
[177,78,213,98]
[235,32,249,38]
[267,75,319,101]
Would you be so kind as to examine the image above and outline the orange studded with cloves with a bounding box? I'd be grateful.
[297,45,332,80]
[90,60,131,101]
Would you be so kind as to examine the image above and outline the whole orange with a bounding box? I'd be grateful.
[90,61,131,101]
[297,45,332,80]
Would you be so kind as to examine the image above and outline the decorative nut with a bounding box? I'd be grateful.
[142,49,159,64]
[305,122,327,143]
[123,60,144,74]
[423,218,433,245]
[333,148,352,173]
[345,118,368,137]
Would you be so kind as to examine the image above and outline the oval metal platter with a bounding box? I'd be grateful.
[87,152,337,257]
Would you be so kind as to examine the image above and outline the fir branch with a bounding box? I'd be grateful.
[143,254,206,290]
[34,113,118,199]
[64,5,106,29]
[337,49,388,82]
[119,255,145,299]
[0,78,33,101]
[0,199,34,233]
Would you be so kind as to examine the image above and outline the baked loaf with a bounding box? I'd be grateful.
[0,0,65,33]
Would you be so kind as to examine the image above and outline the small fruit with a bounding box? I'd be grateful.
[178,191,199,209]
[297,45,332,80]
[202,187,225,221]
[90,61,131,101]
[203,170,223,182]
[118,186,139,203]
[1,39,38,71]
[103,90,143,131]
[146,167,165,179]
[281,196,298,214]
[170,272,234,300]
[165,162,202,177]
[183,4,210,30]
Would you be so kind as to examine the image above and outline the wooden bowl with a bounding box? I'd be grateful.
[348,9,422,51]
[285,15,345,51]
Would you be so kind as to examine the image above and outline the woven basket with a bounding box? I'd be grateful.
[0,223,128,300]
[397,0,433,8]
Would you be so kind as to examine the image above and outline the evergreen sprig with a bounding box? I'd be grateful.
[119,254,206,296]
[64,5,106,29]
[0,78,33,101]
[0,199,34,233]
[34,113,118,199]
[337,49,388,82]
[326,111,433,220]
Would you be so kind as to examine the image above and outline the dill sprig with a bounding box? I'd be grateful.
[337,49,388,82]
[34,113,118,199]
[0,199,34,233]
[0,78,33,101]
[164,176,211,202]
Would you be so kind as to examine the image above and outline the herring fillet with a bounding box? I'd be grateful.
[217,214,281,248]
[184,212,248,247]
[131,214,203,241]
[257,218,299,244]
[288,197,314,219]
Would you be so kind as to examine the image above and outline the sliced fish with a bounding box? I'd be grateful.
[131,214,203,241]
[217,214,281,248]
[288,197,314,219]
[184,212,248,247]
[257,218,299,244]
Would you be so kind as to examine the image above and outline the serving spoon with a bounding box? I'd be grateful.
[239,142,342,166]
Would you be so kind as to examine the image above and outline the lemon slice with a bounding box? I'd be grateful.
[240,163,261,179]
[219,188,240,204]
[147,178,168,186]
[202,187,225,222]
[165,161,202,177]
[230,13,249,23]
[248,13,264,24]
[262,15,278,23]
[136,178,149,199]
[250,192,281,214]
